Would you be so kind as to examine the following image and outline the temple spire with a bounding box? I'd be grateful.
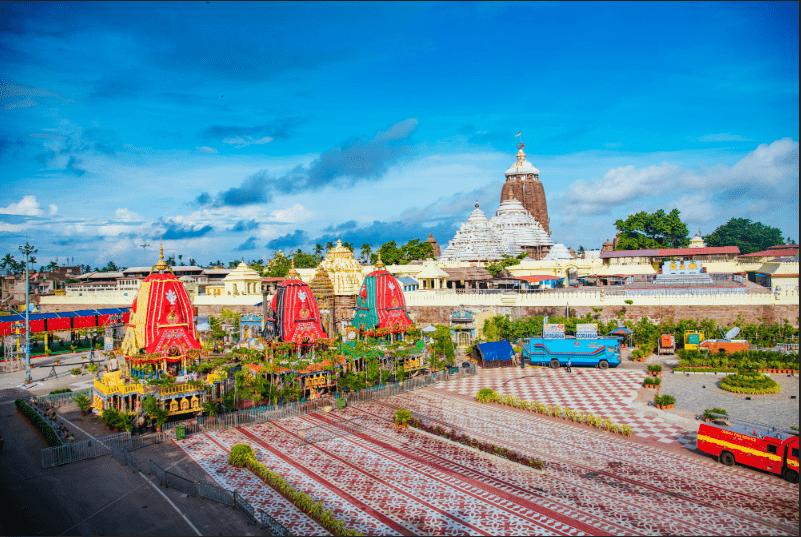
[375,248,385,269]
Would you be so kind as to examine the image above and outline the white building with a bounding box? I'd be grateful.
[440,204,516,262]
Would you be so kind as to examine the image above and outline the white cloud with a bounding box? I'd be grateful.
[196,146,218,154]
[0,195,44,216]
[376,118,419,141]
[48,204,58,216]
[114,208,140,222]
[0,222,31,233]
[222,136,274,148]
[3,98,38,110]
[268,203,313,223]
[697,133,752,142]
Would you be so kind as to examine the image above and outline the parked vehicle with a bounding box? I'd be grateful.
[658,334,676,355]
[698,416,799,483]
[522,322,621,369]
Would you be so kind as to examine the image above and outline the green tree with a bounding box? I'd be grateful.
[264,251,290,278]
[614,209,690,250]
[360,243,372,260]
[292,249,319,269]
[485,255,521,277]
[704,218,785,254]
[431,325,455,365]
[371,239,435,265]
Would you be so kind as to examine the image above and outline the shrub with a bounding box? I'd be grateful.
[631,349,643,359]
[647,364,662,373]
[74,394,91,412]
[394,408,412,427]
[87,364,99,373]
[475,388,498,403]
[228,443,255,467]
[70,368,81,376]
[703,407,728,420]
[14,399,63,447]
[644,377,654,386]
[653,376,661,385]
[49,388,72,394]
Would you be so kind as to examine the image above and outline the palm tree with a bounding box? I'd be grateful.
[360,243,372,260]
[325,241,334,252]
[314,243,324,257]
[1,253,17,273]
[343,242,354,252]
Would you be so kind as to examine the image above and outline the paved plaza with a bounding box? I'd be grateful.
[175,367,799,536]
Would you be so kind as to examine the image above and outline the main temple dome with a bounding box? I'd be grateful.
[489,197,553,251]
[440,203,516,262]
[317,239,364,295]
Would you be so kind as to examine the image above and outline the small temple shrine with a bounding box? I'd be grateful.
[93,246,213,421]
[350,251,413,339]
[489,194,553,259]
[439,203,516,262]
[263,262,328,348]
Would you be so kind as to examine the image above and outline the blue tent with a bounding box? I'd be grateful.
[474,341,515,368]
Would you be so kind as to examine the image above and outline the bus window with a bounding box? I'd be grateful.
[792,448,799,458]
[767,444,777,455]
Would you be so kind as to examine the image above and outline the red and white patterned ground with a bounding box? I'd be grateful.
[439,368,698,448]
[175,369,799,536]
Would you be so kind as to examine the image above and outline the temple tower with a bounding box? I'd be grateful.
[500,143,550,234]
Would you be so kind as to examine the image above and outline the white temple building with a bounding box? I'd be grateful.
[544,244,574,260]
[489,196,553,257]
[440,203,516,262]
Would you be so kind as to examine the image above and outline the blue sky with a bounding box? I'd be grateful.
[1,1,798,268]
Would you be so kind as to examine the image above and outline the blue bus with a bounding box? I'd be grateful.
[522,323,621,369]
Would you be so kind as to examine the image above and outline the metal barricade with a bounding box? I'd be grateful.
[35,388,93,408]
[198,481,234,506]
[260,512,294,536]
[233,490,256,523]
[150,459,166,484]
[165,469,198,496]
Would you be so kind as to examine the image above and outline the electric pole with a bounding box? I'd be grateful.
[19,241,37,383]
[140,243,150,266]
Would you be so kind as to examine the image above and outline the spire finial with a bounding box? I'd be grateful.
[376,248,385,269]
[153,242,168,272]
[287,259,299,279]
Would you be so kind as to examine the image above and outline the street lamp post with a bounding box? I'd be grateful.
[19,241,37,383]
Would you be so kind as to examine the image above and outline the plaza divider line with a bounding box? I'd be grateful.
[235,426,414,537]
[256,422,489,536]
[304,412,606,537]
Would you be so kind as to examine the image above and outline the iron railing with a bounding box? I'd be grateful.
[41,431,167,468]
[198,481,234,506]
[35,388,93,407]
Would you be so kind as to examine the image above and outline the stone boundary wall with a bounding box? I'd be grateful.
[407,304,800,328]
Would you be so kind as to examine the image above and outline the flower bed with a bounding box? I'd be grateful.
[228,444,362,536]
[405,416,545,471]
[719,371,781,394]
[677,349,799,372]
[14,399,63,447]
[474,390,632,436]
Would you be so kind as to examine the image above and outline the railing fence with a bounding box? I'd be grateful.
[35,388,93,407]
[41,431,167,468]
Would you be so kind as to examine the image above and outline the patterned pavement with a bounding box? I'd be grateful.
[174,368,799,536]
[439,367,698,447]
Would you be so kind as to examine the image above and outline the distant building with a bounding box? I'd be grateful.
[440,204,516,262]
[424,233,441,258]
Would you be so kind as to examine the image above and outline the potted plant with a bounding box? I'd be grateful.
[120,413,135,434]
[75,394,91,416]
[70,368,81,377]
[153,408,169,432]
[647,364,662,377]
[53,358,60,364]
[394,408,412,429]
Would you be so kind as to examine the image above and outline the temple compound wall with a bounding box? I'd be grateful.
[408,304,800,328]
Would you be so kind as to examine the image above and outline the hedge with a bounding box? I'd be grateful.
[228,444,362,536]
[719,372,781,394]
[14,399,63,447]
[406,417,545,471]
[474,389,632,437]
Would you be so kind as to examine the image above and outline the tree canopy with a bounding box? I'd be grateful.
[370,239,435,265]
[614,208,689,250]
[704,218,786,254]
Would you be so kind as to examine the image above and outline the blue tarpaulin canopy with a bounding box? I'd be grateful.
[610,327,633,335]
[475,341,515,362]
